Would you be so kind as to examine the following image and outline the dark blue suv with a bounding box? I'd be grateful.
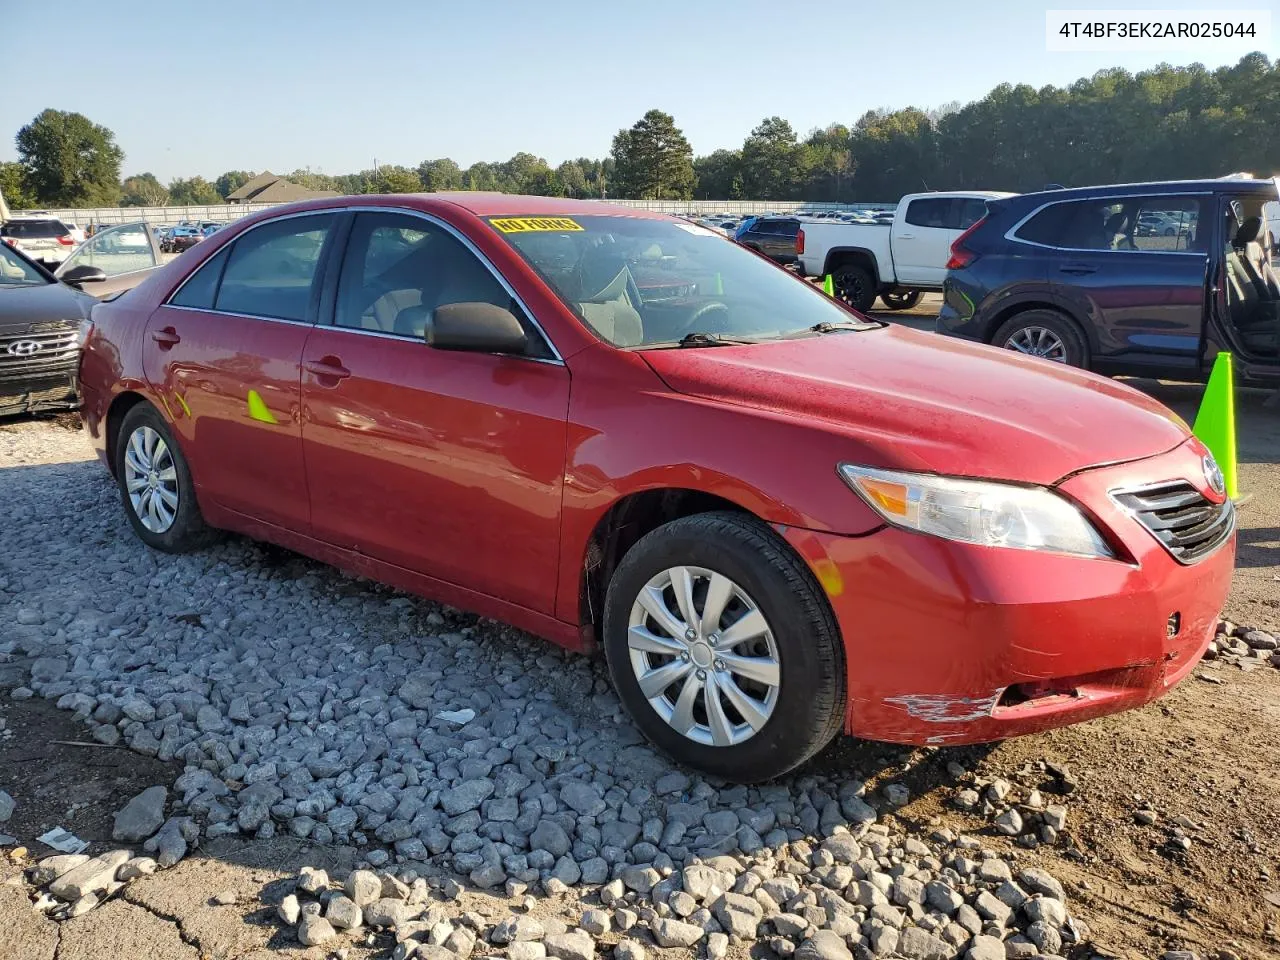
[937,178,1280,385]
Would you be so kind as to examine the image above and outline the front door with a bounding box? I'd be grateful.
[892,197,961,287]
[143,212,337,532]
[300,210,570,614]
[55,221,163,298]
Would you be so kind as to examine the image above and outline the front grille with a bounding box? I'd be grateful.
[1112,482,1235,564]
[0,322,81,378]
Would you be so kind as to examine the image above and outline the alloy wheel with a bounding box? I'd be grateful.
[1004,326,1068,362]
[123,425,180,533]
[626,565,781,747]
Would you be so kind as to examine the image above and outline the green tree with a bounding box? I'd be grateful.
[610,109,695,199]
[555,160,589,198]
[121,172,169,206]
[15,109,123,206]
[373,165,423,193]
[463,162,502,192]
[693,149,743,200]
[167,176,222,205]
[418,158,463,191]
[214,170,256,199]
[802,125,854,202]
[0,162,36,210]
[739,117,808,199]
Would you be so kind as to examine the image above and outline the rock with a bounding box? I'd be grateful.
[530,820,572,857]
[965,935,1006,960]
[112,786,167,841]
[681,864,723,900]
[707,932,729,960]
[615,941,647,960]
[1135,809,1158,826]
[896,928,951,960]
[712,892,763,938]
[298,913,337,946]
[924,881,963,915]
[49,850,132,900]
[365,898,413,929]
[973,890,1012,926]
[28,854,90,887]
[31,657,68,683]
[994,808,1023,836]
[544,932,595,960]
[327,894,363,930]
[346,869,384,906]
[1023,896,1067,926]
[117,857,158,881]
[493,916,545,943]
[1026,920,1062,955]
[883,783,909,807]
[621,866,660,894]
[580,909,610,937]
[795,930,853,960]
[213,890,237,906]
[278,894,301,925]
[1019,867,1066,901]
[442,780,495,816]
[0,791,13,824]
[1043,804,1068,831]
[561,781,606,817]
[820,834,861,864]
[511,944,548,960]
[1243,629,1278,650]
[651,917,705,947]
[297,866,330,895]
[868,926,899,957]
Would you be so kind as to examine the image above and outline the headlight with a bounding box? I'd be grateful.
[838,464,1114,559]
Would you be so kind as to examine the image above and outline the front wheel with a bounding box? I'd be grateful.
[602,512,846,782]
[879,290,922,311]
[115,404,215,553]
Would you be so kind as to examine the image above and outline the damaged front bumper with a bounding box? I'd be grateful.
[783,439,1235,746]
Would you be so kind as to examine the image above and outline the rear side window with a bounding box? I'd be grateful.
[954,199,988,231]
[169,247,230,309]
[1016,197,1204,252]
[904,198,950,228]
[214,214,334,321]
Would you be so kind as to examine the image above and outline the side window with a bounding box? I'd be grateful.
[215,214,335,321]
[904,198,949,228]
[1015,200,1124,250]
[1132,197,1202,252]
[334,212,543,355]
[169,247,230,309]
[953,199,988,231]
[60,223,157,278]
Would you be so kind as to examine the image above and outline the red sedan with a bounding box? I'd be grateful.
[78,194,1235,782]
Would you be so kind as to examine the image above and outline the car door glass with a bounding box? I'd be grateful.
[904,198,949,228]
[59,223,158,278]
[334,212,540,353]
[1132,197,1202,252]
[215,214,334,321]
[953,199,988,231]
[169,247,231,309]
[1016,199,1126,251]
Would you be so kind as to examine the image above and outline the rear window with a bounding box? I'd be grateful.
[1016,196,1205,252]
[1,220,69,239]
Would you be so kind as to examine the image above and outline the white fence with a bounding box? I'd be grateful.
[14,198,894,227]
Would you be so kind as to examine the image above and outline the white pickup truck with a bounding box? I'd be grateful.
[795,191,1014,311]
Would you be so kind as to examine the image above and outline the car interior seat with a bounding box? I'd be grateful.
[574,245,644,347]
[1225,216,1280,356]
[1236,217,1280,298]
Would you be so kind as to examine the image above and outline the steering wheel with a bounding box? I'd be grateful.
[679,301,730,335]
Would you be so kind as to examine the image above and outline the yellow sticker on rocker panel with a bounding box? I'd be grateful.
[489,217,584,234]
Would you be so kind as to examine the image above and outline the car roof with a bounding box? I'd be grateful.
[1016,178,1279,204]
[429,192,671,220]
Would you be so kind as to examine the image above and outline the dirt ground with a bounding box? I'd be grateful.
[1,316,1278,959]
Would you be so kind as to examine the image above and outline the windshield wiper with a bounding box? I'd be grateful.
[675,331,758,347]
[808,319,878,333]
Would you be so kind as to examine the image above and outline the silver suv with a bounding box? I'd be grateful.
[0,217,78,266]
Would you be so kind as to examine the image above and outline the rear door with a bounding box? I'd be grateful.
[1023,194,1210,373]
[144,212,337,532]
[300,210,570,613]
[892,198,956,286]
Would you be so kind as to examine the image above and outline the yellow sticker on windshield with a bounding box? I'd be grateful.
[489,217,584,234]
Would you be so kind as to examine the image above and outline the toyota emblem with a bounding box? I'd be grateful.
[1203,453,1226,497]
[5,340,40,357]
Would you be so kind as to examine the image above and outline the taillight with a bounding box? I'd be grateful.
[796,228,805,255]
[945,217,986,270]
[57,235,75,246]
[2,237,16,246]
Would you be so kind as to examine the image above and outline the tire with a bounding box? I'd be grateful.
[831,263,877,313]
[114,404,214,553]
[602,511,846,782]
[879,290,923,311]
[993,309,1088,368]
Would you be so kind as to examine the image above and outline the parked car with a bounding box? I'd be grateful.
[1,217,79,267]
[164,226,203,253]
[937,177,1280,385]
[79,194,1234,781]
[736,216,801,265]
[795,191,1015,311]
[0,221,163,416]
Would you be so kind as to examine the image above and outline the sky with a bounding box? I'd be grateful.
[0,0,1275,182]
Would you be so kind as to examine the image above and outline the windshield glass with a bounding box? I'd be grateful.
[488,214,875,347]
[0,243,48,286]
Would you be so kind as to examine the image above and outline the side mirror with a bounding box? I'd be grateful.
[427,302,528,355]
[59,264,108,285]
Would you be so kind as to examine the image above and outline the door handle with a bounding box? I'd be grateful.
[897,233,915,239]
[1058,264,1098,276]
[304,356,351,381]
[150,327,181,348]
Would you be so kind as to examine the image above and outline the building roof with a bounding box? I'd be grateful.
[224,171,281,202]
[226,171,339,204]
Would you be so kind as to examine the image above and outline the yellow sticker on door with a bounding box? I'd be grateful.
[489,217,584,234]
[246,390,278,424]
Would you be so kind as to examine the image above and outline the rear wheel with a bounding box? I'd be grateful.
[114,404,214,553]
[994,309,1088,368]
[879,290,922,311]
[831,263,877,313]
[602,512,846,782]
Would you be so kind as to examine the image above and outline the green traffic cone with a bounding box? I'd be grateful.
[821,274,835,297]
[1193,352,1238,499]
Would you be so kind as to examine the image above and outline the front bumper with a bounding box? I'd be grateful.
[0,371,78,416]
[784,439,1234,745]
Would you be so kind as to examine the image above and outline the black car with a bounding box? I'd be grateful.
[736,216,801,266]
[937,178,1280,385]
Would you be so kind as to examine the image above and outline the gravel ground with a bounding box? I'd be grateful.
[1,368,1278,960]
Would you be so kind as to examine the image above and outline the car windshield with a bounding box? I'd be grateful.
[0,243,48,286]
[489,214,877,348]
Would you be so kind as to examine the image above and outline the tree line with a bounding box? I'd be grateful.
[2,53,1276,210]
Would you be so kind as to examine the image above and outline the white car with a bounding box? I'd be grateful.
[795,191,1015,311]
[0,217,79,266]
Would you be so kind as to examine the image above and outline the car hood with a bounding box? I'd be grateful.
[0,282,94,332]
[640,324,1189,486]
